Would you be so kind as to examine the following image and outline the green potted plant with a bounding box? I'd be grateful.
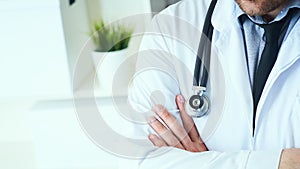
[89,19,134,95]
[90,19,133,52]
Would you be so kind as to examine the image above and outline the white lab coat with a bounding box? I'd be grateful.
[124,0,300,168]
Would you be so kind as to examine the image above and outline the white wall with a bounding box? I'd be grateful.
[0,1,154,169]
[87,0,151,23]
[0,2,73,169]
[60,0,95,91]
[0,0,71,100]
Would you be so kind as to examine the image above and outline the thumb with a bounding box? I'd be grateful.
[176,94,185,111]
[176,94,192,122]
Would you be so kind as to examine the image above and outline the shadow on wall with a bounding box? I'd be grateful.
[150,0,181,13]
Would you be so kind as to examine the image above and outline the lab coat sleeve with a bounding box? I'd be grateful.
[137,148,282,169]
[122,12,282,169]
[127,70,282,169]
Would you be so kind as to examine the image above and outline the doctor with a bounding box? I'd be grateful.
[128,0,300,168]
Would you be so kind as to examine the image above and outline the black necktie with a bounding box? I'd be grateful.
[252,9,296,131]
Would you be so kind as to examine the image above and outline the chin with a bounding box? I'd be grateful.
[235,0,289,17]
[235,0,285,17]
[235,0,265,16]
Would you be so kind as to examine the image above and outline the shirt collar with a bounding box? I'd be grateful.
[235,0,300,25]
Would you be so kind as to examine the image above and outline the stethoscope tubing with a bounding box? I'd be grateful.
[193,0,218,87]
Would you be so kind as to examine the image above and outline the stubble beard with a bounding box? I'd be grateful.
[235,0,288,17]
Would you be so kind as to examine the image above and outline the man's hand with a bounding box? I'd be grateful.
[279,148,300,169]
[147,94,207,152]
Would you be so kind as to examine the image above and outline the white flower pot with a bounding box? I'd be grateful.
[91,48,133,96]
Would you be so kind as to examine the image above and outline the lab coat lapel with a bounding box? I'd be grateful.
[212,0,300,133]
[211,0,254,126]
[255,17,300,118]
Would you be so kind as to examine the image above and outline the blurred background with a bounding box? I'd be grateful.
[0,0,180,169]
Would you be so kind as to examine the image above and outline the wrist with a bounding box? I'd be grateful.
[278,148,300,169]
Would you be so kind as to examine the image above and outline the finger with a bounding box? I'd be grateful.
[152,105,192,148]
[176,95,202,143]
[148,134,167,147]
[148,116,184,149]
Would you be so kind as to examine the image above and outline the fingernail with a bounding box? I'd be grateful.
[177,95,185,103]
[148,134,155,140]
[148,116,157,123]
[153,105,164,113]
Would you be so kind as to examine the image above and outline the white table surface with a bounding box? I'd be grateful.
[0,96,133,169]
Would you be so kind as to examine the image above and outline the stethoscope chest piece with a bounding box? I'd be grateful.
[185,0,217,118]
[186,86,210,118]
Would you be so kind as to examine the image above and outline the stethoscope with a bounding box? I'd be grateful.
[186,0,218,118]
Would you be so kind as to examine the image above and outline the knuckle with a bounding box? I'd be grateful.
[181,135,191,144]
[156,124,166,131]
[160,110,171,119]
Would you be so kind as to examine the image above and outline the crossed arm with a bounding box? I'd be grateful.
[147,95,300,169]
[148,95,207,152]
